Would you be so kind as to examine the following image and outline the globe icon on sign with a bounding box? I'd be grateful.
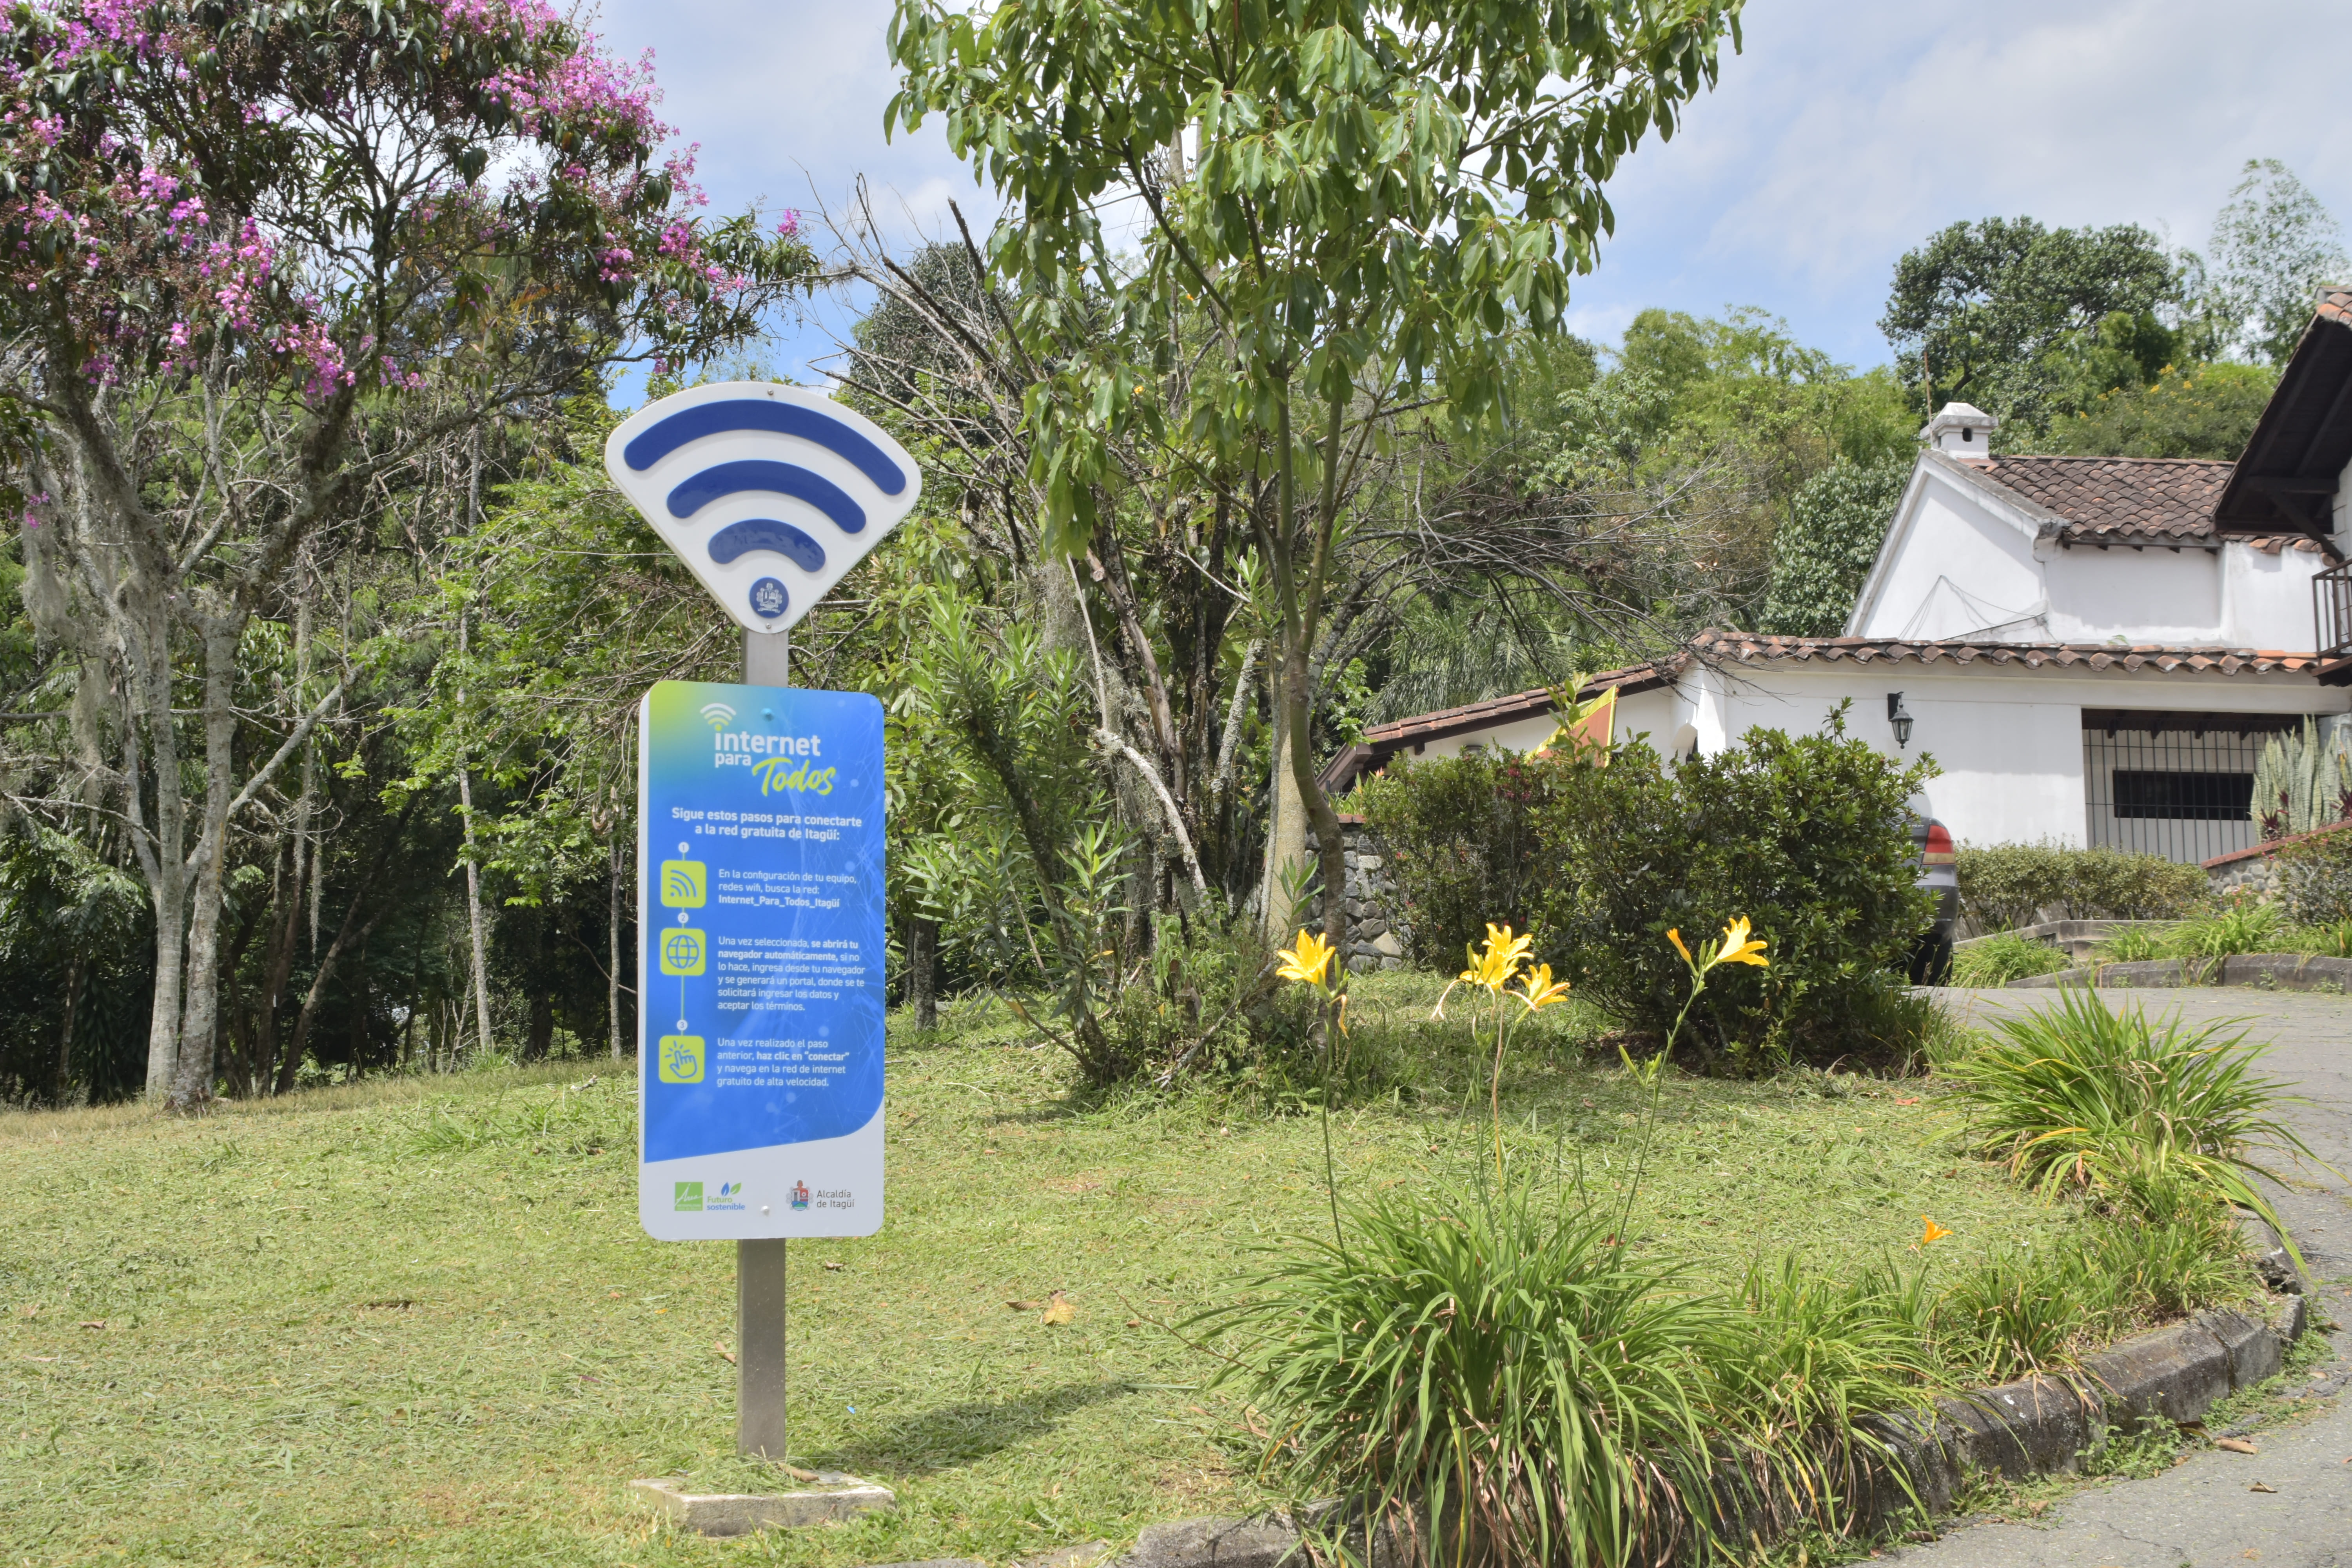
[661,927,706,975]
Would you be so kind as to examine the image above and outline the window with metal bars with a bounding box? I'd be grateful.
[2081,710,2307,864]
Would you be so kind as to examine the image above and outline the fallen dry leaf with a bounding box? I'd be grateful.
[1125,1318,1142,1328]
[822,1261,844,1272]
[76,1320,105,1330]
[2249,1481,2277,1494]
[1895,1097,1921,1105]
[714,1341,737,1366]
[1006,1299,1042,1311]
[2218,1437,2259,1455]
[1041,1292,1076,1326]
[781,1463,820,1483]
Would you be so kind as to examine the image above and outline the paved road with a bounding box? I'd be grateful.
[1883,988,2352,1568]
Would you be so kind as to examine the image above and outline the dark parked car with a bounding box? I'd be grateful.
[1907,815,1959,984]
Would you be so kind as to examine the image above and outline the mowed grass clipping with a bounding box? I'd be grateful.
[1,978,2077,1567]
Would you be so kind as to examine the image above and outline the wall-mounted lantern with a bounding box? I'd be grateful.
[1887,692,1914,749]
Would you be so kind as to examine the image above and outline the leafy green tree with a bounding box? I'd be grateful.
[2041,361,2279,461]
[2206,158,2349,365]
[1878,217,2178,436]
[1756,457,1911,637]
[888,0,1745,944]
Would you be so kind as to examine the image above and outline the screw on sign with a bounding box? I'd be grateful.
[607,383,920,1471]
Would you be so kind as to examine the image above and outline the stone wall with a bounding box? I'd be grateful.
[1338,819,1408,973]
[2208,853,2279,901]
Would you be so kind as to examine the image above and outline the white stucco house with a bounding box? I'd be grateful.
[1326,289,2352,866]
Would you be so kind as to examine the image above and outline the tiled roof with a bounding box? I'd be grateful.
[1355,661,1679,748]
[1967,455,2238,544]
[1323,661,1681,793]
[2317,285,2352,329]
[1693,630,2323,677]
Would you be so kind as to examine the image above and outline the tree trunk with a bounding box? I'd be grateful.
[134,637,190,1101]
[171,613,244,1108]
[525,915,553,1061]
[56,952,82,1103]
[908,914,939,1031]
[1281,640,1350,947]
[458,736,494,1056]
[1257,661,1310,943]
[459,435,495,1059]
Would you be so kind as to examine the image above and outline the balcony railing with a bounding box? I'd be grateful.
[2319,562,2352,663]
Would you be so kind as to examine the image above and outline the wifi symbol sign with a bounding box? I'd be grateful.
[603,383,923,635]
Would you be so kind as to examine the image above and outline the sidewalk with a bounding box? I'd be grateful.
[1882,989,2352,1568]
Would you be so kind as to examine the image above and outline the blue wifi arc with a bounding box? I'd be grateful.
[621,398,914,619]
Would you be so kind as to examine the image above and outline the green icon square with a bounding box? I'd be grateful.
[659,859,707,908]
[673,1181,704,1212]
[659,927,706,976]
[658,1035,704,1084]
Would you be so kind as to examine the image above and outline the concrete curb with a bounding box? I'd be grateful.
[2006,953,2352,991]
[1048,1297,2310,1568]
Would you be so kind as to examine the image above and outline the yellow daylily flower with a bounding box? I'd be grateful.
[1712,916,1769,968]
[1667,927,1693,967]
[1920,1216,1952,1247]
[1514,962,1571,1013]
[1459,923,1534,991]
[1276,929,1337,988]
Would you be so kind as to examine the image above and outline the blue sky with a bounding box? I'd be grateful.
[592,0,2348,387]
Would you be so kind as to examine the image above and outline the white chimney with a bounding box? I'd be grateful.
[1921,402,1995,458]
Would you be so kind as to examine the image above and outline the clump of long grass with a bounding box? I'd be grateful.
[1209,1186,1727,1567]
[1942,989,2328,1258]
[2091,901,2286,967]
[2092,924,2171,962]
[1948,931,2069,987]
[2281,915,2352,958]
[1205,1189,1941,1568]
[1928,1192,2250,1383]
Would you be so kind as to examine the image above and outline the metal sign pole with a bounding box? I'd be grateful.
[738,626,791,1459]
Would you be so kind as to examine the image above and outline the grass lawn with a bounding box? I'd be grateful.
[1,975,2081,1567]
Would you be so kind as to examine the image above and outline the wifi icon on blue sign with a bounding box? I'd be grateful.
[603,383,923,636]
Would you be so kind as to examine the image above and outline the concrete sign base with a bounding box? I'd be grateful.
[628,1472,895,1536]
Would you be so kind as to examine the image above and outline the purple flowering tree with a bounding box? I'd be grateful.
[0,0,810,1104]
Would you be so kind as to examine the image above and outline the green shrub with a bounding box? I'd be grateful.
[1532,713,1935,1073]
[1095,916,1320,1087]
[1948,931,2069,987]
[1943,989,2325,1252]
[1353,750,1575,971]
[2274,823,2352,925]
[1954,843,2208,932]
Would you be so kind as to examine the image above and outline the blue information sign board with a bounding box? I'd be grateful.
[637,680,885,1240]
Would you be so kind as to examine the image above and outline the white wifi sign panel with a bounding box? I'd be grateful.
[604,383,923,635]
